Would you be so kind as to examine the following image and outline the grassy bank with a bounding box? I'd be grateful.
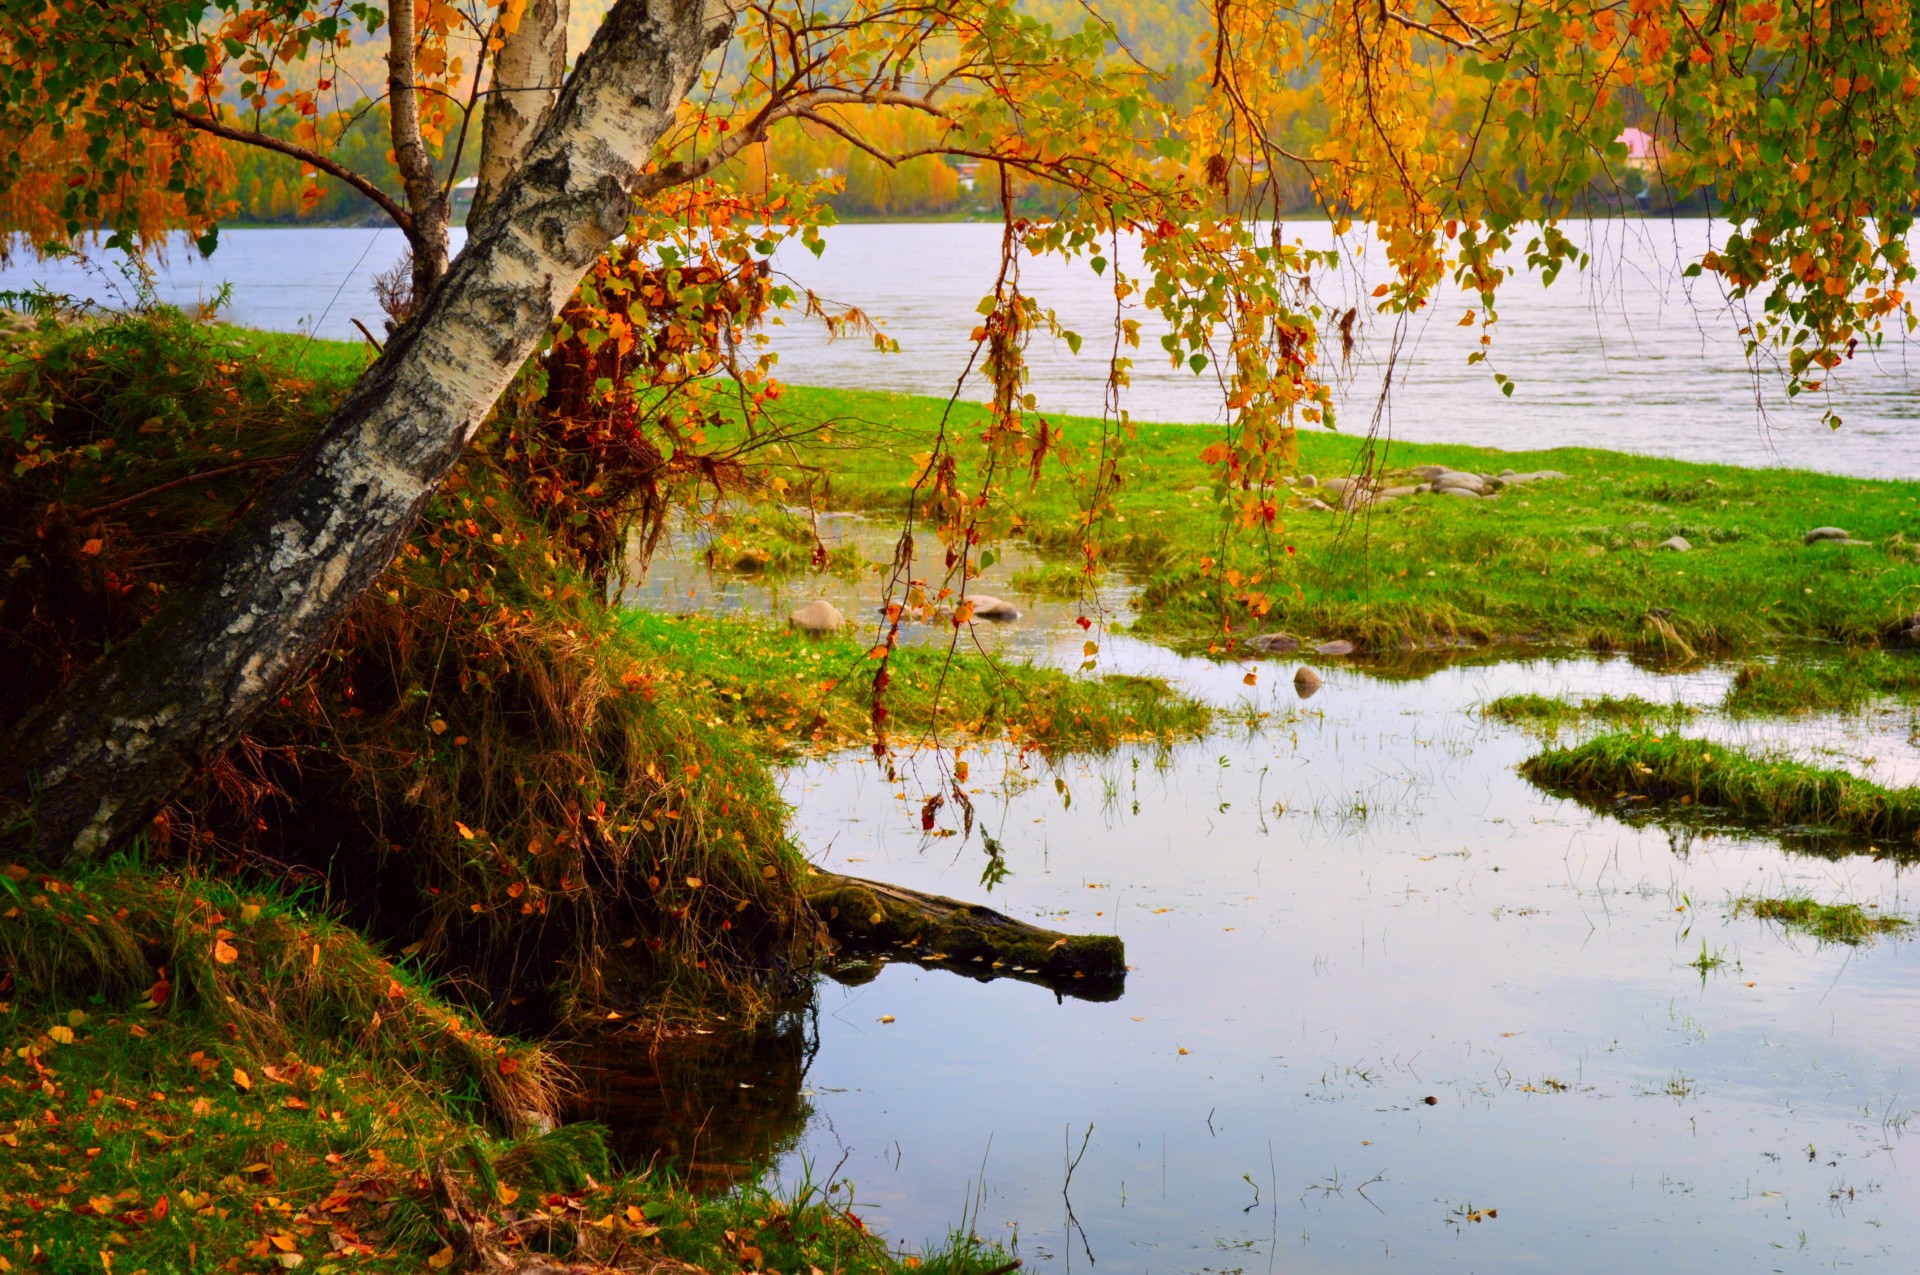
[0,865,1006,1275]
[621,609,1209,753]
[744,385,1920,659]
[1520,733,1920,852]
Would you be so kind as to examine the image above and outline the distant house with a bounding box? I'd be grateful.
[1617,127,1658,167]
[1615,128,1659,208]
[451,175,478,217]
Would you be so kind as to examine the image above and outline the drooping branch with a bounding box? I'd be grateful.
[172,111,416,234]
[1,0,743,861]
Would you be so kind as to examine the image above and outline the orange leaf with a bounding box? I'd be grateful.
[213,938,238,964]
[233,1067,252,1091]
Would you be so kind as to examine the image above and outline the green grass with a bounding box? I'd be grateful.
[1521,732,1920,852]
[619,608,1211,753]
[1483,692,1698,731]
[1732,894,1912,944]
[211,322,374,391]
[735,385,1920,657]
[1721,651,1920,715]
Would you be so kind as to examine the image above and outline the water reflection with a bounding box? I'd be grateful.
[568,1015,814,1193]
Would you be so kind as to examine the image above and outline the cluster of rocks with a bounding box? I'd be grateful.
[787,594,1022,634]
[1288,465,1568,511]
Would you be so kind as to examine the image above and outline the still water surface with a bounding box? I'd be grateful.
[5,221,1920,475]
[611,517,1920,1274]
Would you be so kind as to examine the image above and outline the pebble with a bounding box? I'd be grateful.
[1247,632,1300,654]
[967,594,1021,621]
[1804,526,1851,545]
[1315,639,1355,656]
[1658,536,1691,553]
[789,599,845,633]
[1301,497,1335,512]
[1297,474,1319,489]
[1442,487,1481,499]
[1293,667,1323,698]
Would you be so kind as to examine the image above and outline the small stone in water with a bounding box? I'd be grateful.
[1293,667,1323,699]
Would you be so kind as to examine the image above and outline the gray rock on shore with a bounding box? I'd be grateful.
[789,599,846,633]
[1315,639,1355,656]
[1658,536,1691,553]
[1247,632,1301,654]
[967,594,1022,621]
[1804,526,1851,545]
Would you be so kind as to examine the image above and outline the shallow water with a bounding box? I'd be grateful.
[7,221,1920,476]
[602,545,1920,1273]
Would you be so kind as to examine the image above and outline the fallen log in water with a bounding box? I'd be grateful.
[801,869,1127,1001]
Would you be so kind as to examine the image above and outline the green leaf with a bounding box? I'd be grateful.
[1063,330,1083,355]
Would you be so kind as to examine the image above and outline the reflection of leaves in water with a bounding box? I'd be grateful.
[980,829,1010,890]
[564,1012,814,1194]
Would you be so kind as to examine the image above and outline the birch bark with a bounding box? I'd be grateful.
[471,0,571,228]
[1,0,739,860]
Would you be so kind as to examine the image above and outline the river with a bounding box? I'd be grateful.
[4,221,1919,476]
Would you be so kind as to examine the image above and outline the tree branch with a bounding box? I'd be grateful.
[172,112,414,234]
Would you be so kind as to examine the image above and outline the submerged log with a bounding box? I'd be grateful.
[801,870,1126,1001]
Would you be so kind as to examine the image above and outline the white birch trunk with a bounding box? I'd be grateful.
[472,0,571,227]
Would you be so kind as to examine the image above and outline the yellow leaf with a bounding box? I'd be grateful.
[213,938,239,965]
[430,719,449,735]
[269,1233,298,1253]
[428,1246,455,1270]
[233,1068,252,1091]
[685,876,702,888]
[878,1014,896,1024]
[89,1195,116,1216]
[66,1009,89,1027]
[45,1025,75,1045]
[1178,1046,1190,1055]
[239,903,262,924]
[454,822,475,840]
